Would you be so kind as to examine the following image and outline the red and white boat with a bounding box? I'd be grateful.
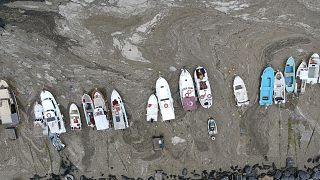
[179,69,197,111]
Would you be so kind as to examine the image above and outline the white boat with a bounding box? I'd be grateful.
[273,71,286,104]
[69,103,81,130]
[0,80,20,125]
[111,90,129,130]
[295,61,308,94]
[156,77,175,121]
[40,90,66,134]
[92,89,109,130]
[33,101,48,136]
[208,117,217,140]
[233,76,249,107]
[307,53,320,84]
[179,69,197,111]
[194,66,212,108]
[146,94,158,122]
[82,94,95,127]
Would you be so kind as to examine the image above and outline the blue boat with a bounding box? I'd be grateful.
[259,67,275,106]
[284,56,296,93]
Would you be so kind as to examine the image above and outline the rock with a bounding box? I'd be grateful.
[182,168,188,176]
[286,157,295,168]
[297,170,310,180]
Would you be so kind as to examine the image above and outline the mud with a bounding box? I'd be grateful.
[0,0,320,179]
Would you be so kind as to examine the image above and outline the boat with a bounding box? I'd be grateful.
[156,77,175,121]
[179,69,197,111]
[111,89,129,130]
[233,76,249,107]
[40,90,66,134]
[69,103,81,130]
[307,53,320,84]
[146,94,158,122]
[48,131,65,151]
[82,94,95,127]
[284,56,296,93]
[92,89,109,130]
[194,66,212,108]
[0,80,20,125]
[208,117,217,140]
[273,71,286,104]
[33,101,48,136]
[259,67,274,106]
[295,61,308,94]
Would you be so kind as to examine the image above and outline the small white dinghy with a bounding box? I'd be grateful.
[156,77,175,121]
[69,103,81,130]
[273,71,286,105]
[233,76,249,107]
[33,101,48,136]
[146,94,158,122]
[40,90,66,134]
[194,66,212,108]
[92,89,109,130]
[295,61,308,94]
[179,69,197,111]
[111,89,129,130]
[208,117,217,141]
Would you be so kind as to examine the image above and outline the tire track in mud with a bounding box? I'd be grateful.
[240,104,270,156]
[261,37,311,64]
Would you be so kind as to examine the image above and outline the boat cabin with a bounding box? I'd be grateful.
[196,68,206,80]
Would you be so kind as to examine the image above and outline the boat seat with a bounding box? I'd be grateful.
[200,81,207,90]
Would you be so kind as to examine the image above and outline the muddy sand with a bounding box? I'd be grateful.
[0,0,320,179]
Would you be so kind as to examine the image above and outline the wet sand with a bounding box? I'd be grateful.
[0,0,320,179]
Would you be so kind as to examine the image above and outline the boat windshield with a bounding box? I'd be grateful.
[235,85,242,90]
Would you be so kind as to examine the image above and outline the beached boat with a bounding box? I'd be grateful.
[233,76,249,107]
[0,80,20,125]
[156,77,175,121]
[307,53,320,84]
[40,90,66,134]
[69,103,81,130]
[274,71,286,104]
[92,89,109,130]
[33,101,48,136]
[179,69,197,111]
[48,131,65,151]
[208,117,217,141]
[295,61,308,94]
[259,67,274,106]
[146,94,158,122]
[111,89,129,130]
[194,66,212,108]
[284,57,296,93]
[82,94,95,127]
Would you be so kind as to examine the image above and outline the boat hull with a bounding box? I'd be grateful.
[194,66,212,108]
[69,103,81,130]
[284,56,296,93]
[111,90,129,130]
[82,94,95,127]
[156,77,175,121]
[307,53,320,84]
[92,90,109,130]
[233,76,249,107]
[146,94,158,122]
[259,67,274,106]
[40,90,66,134]
[295,61,308,94]
[274,71,286,104]
[0,80,20,125]
[179,69,197,111]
